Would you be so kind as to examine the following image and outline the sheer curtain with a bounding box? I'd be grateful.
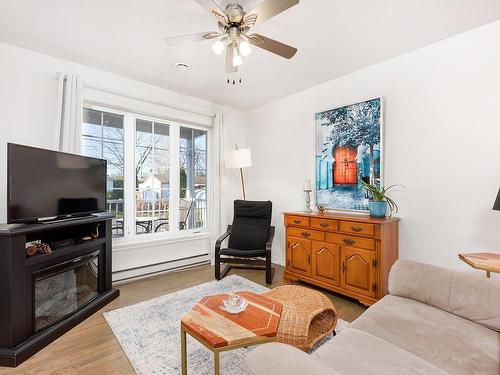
[209,112,226,263]
[54,73,83,153]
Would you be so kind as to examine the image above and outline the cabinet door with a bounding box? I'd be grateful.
[312,241,340,286]
[340,247,377,297]
[286,236,311,276]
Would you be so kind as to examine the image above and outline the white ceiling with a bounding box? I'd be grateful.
[1,0,499,110]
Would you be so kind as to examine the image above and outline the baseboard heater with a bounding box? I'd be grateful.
[112,253,210,283]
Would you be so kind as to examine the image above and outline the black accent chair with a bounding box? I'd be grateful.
[215,200,275,284]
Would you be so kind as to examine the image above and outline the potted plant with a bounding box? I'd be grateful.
[361,181,402,217]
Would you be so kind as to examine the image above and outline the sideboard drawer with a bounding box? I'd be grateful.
[288,227,324,241]
[286,216,310,227]
[326,233,375,250]
[339,221,374,236]
[310,218,339,231]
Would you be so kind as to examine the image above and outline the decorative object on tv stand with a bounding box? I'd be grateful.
[224,144,252,200]
[25,240,52,257]
[303,179,312,212]
[315,98,383,212]
[361,181,402,218]
[493,187,500,211]
[82,223,100,241]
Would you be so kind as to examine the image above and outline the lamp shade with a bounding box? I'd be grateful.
[224,148,252,169]
[494,188,500,211]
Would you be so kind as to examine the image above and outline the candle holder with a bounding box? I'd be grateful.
[304,189,313,212]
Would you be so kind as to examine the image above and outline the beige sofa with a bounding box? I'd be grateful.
[246,260,500,375]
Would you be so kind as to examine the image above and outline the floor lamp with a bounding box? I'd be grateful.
[494,187,500,211]
[224,145,252,200]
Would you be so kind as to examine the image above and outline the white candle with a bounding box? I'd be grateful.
[303,179,311,191]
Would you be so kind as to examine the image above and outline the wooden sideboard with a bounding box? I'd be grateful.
[284,211,399,306]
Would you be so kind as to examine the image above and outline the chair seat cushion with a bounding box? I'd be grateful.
[351,295,500,375]
[219,248,266,257]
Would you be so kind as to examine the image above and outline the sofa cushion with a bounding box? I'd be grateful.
[313,328,448,375]
[388,260,454,311]
[389,260,500,331]
[246,342,340,375]
[352,295,500,375]
[448,270,500,331]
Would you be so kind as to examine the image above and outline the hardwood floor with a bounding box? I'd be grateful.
[0,264,366,374]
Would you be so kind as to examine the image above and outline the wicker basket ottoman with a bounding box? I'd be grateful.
[262,285,338,351]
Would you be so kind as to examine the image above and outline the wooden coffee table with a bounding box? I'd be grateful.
[180,291,282,375]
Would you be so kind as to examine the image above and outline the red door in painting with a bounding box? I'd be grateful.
[333,147,358,185]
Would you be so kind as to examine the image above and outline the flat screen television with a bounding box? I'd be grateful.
[8,143,107,223]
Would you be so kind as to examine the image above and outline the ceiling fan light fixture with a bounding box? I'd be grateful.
[232,46,243,66]
[211,39,226,55]
[238,40,252,56]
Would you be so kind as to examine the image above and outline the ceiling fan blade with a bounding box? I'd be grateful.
[194,0,225,16]
[225,45,238,73]
[164,31,219,46]
[212,10,229,26]
[245,0,299,26]
[248,33,297,59]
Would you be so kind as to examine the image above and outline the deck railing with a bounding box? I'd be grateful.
[107,198,207,233]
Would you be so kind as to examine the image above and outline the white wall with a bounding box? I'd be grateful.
[0,42,247,279]
[245,20,500,271]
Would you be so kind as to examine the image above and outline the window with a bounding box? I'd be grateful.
[82,108,125,238]
[179,126,207,230]
[82,106,209,241]
[135,119,170,235]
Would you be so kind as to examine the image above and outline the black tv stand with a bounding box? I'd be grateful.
[0,213,119,367]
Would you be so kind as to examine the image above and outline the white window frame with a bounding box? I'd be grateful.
[83,103,211,246]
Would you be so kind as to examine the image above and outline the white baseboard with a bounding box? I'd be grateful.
[112,253,284,285]
[112,254,209,284]
[272,255,285,266]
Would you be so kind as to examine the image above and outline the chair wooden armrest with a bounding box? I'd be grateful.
[215,225,232,253]
[266,226,275,253]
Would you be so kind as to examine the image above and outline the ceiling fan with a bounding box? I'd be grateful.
[164,0,299,83]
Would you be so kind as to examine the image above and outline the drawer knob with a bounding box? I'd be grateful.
[343,238,356,246]
[320,222,329,228]
[301,232,311,238]
[351,226,363,232]
[293,219,302,224]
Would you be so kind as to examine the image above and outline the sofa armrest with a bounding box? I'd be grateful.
[245,343,339,375]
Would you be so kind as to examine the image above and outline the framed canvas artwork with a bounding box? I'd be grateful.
[314,98,383,211]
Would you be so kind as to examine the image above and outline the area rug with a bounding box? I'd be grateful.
[104,275,350,374]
